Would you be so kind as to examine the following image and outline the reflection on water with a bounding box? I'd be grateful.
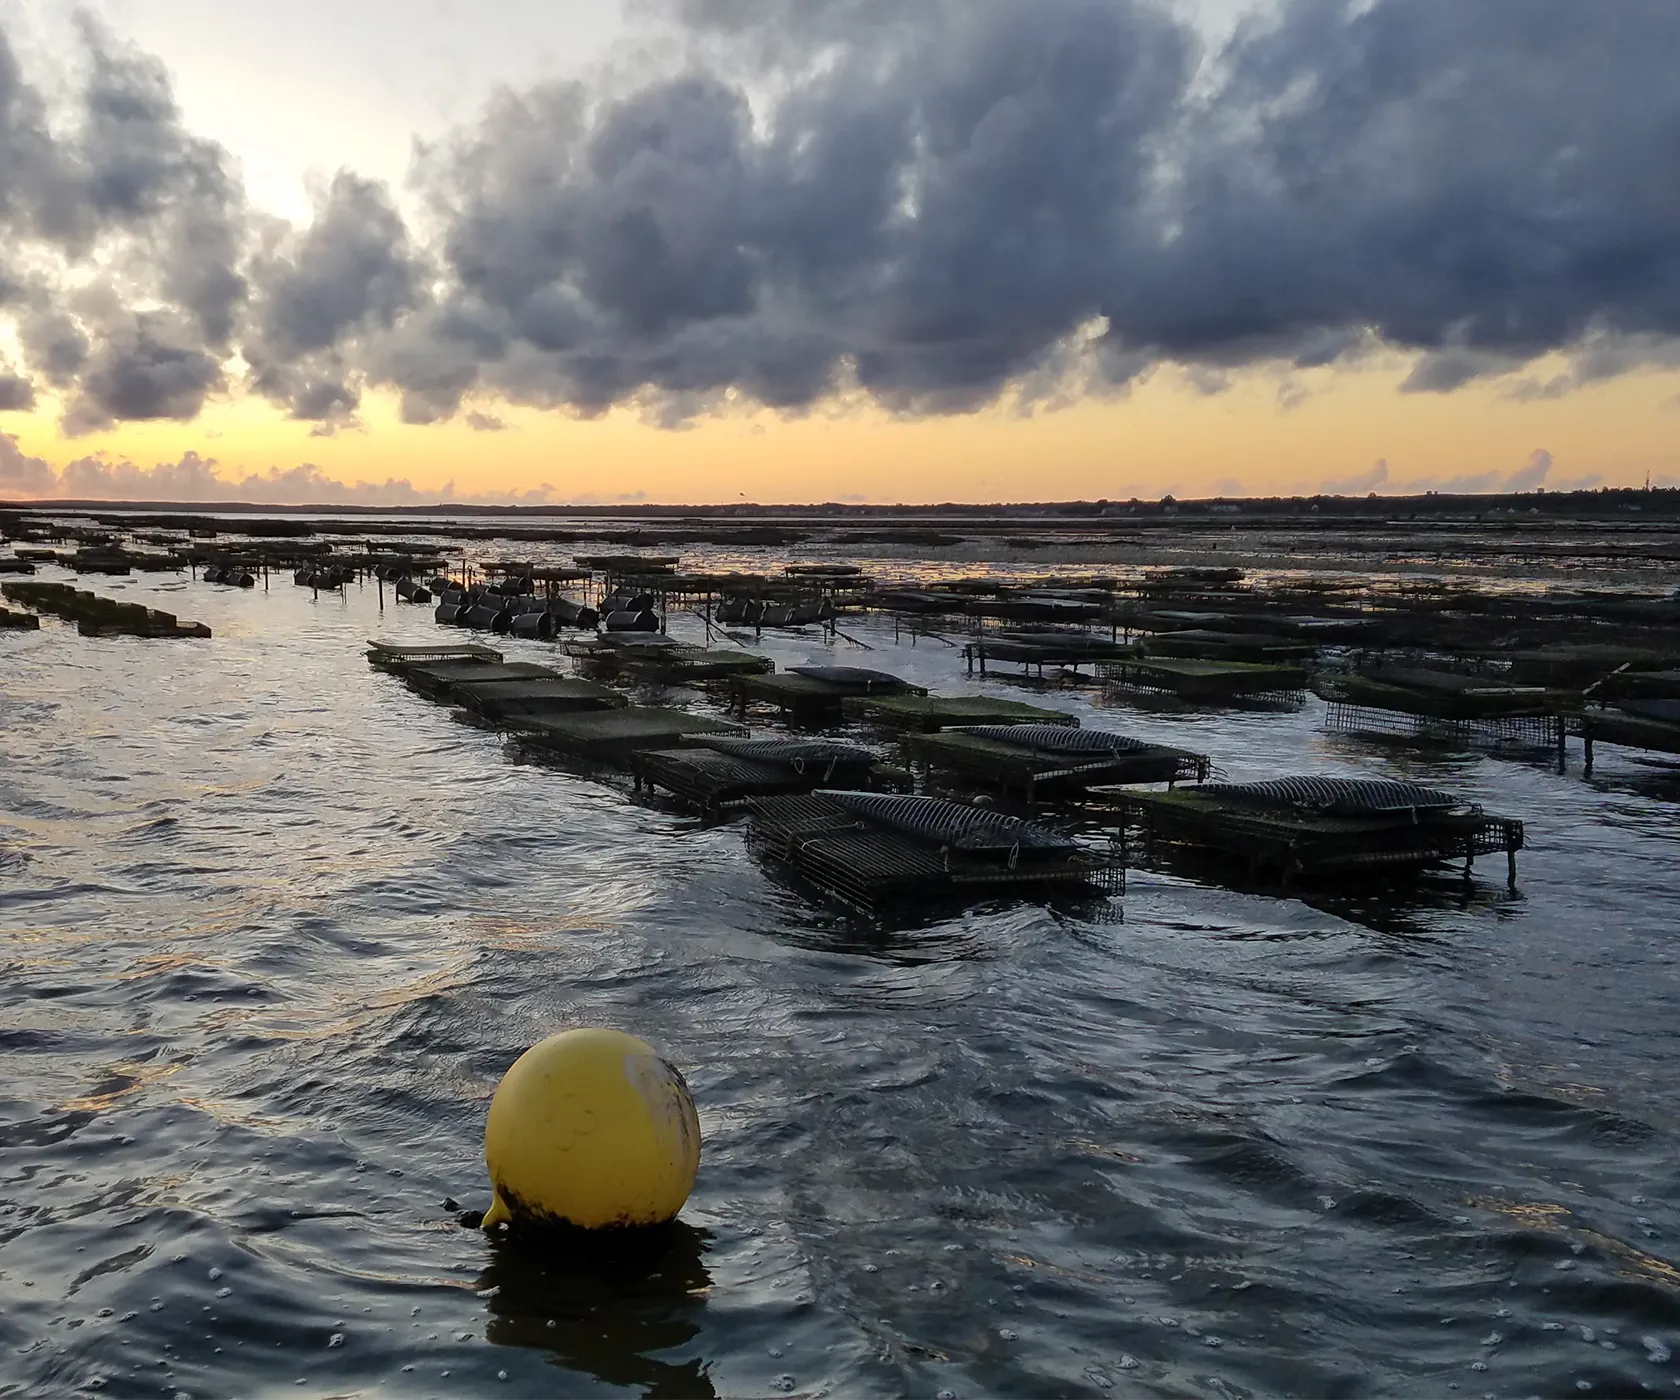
[1135,845,1526,940]
[1,553,1679,1396]
[479,1223,714,1398]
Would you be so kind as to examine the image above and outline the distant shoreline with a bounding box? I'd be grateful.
[3,486,1678,521]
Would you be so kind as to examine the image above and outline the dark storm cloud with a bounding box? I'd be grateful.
[72,20,248,347]
[374,0,1192,420]
[4,0,1680,434]
[242,171,422,422]
[19,308,90,387]
[0,28,68,237]
[1128,0,1680,379]
[59,311,224,435]
[0,19,247,431]
[361,0,1680,423]
[0,363,35,411]
[247,174,417,362]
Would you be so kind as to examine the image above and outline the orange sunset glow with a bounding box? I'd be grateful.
[5,358,1673,506]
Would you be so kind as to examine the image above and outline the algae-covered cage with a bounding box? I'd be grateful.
[1099,656,1308,705]
[2,580,211,639]
[449,676,626,722]
[509,706,747,767]
[1314,667,1572,750]
[1140,630,1318,664]
[909,723,1209,801]
[732,667,924,724]
[963,632,1133,677]
[632,737,901,815]
[616,644,774,685]
[391,658,561,700]
[366,639,503,671]
[1116,775,1524,887]
[746,790,1122,909]
[1571,683,1680,775]
[843,693,1079,733]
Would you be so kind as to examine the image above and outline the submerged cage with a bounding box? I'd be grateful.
[746,790,1122,909]
[1099,657,1308,705]
[388,658,561,699]
[909,723,1208,800]
[1322,699,1564,749]
[843,693,1079,732]
[616,644,774,684]
[1139,630,1318,664]
[1316,668,1572,750]
[1117,775,1524,886]
[1,580,211,639]
[448,676,626,721]
[963,632,1134,677]
[1571,702,1680,775]
[632,737,900,814]
[508,705,746,765]
[365,639,502,671]
[732,667,924,723]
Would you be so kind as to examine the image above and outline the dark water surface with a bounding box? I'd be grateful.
[2,563,1679,1399]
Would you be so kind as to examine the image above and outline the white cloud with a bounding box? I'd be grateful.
[0,448,566,505]
[1321,448,1562,497]
[0,433,58,493]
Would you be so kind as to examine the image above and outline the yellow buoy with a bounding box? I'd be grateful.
[481,1028,700,1232]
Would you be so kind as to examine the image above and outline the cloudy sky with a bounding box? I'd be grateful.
[0,0,1675,505]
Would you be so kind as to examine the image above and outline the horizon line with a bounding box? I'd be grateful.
[4,485,1676,516]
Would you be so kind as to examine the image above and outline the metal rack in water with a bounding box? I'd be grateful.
[509,706,746,764]
[1323,700,1566,751]
[632,740,905,816]
[746,791,1123,910]
[1316,668,1574,752]
[1098,657,1308,705]
[908,724,1208,801]
[843,693,1078,733]
[1116,777,1525,887]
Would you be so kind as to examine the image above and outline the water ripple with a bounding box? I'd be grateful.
[0,560,1677,1395]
